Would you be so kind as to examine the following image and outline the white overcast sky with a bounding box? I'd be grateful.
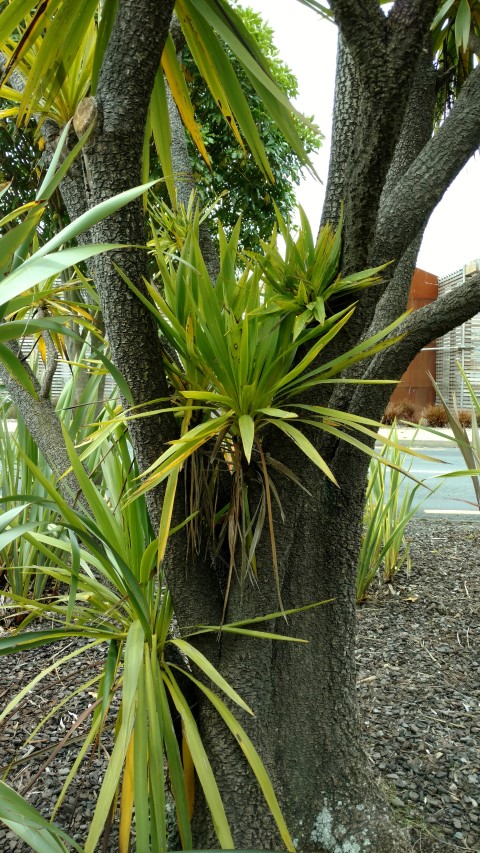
[241,0,480,278]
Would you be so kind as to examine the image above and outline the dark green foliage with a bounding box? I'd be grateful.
[432,0,480,125]
[0,107,66,241]
[0,114,38,205]
[182,4,322,251]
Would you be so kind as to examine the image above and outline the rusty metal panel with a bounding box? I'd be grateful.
[388,268,438,410]
[390,346,436,409]
[409,268,438,302]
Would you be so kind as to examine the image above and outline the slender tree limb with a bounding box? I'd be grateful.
[328,0,386,87]
[324,2,434,277]
[95,1,175,137]
[380,41,436,199]
[356,41,436,336]
[374,62,480,268]
[79,0,178,512]
[329,26,432,274]
[74,0,223,631]
[353,273,480,419]
[39,333,58,400]
[320,35,357,231]
[386,0,437,70]
[166,32,220,281]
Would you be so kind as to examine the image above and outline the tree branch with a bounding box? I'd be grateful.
[356,41,436,336]
[78,0,178,517]
[374,62,480,268]
[353,272,480,418]
[166,26,220,281]
[320,35,358,231]
[328,2,434,275]
[386,0,437,70]
[380,40,436,199]
[73,0,223,631]
[328,0,386,87]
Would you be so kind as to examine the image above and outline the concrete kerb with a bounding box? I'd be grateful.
[376,426,467,449]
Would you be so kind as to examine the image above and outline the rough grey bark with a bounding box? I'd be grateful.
[273,452,412,852]
[380,41,437,200]
[191,429,413,851]
[166,86,197,208]
[320,35,357,231]
[328,0,437,273]
[165,15,198,211]
[330,36,437,395]
[374,61,480,270]
[66,0,178,536]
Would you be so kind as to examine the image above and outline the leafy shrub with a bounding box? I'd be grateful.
[421,403,448,427]
[382,399,420,425]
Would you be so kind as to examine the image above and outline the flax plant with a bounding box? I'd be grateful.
[0,431,311,852]
[0,407,67,604]
[356,423,429,602]
[0,779,83,853]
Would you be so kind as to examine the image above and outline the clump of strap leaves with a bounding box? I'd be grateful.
[88,201,404,613]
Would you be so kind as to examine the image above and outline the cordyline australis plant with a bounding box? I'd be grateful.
[0,181,306,850]
[83,205,406,614]
[253,204,387,339]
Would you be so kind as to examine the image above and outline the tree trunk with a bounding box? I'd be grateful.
[272,442,409,852]
[190,435,413,851]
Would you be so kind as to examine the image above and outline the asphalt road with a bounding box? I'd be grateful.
[392,446,480,518]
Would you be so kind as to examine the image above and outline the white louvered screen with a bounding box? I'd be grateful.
[436,261,480,407]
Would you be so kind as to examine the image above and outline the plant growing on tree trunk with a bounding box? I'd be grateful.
[3,1,480,851]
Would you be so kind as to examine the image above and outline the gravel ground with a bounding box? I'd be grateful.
[357,518,480,852]
[0,517,479,852]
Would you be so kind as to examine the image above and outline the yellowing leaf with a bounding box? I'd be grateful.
[182,724,195,821]
[238,413,255,463]
[161,34,211,168]
[119,732,135,853]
